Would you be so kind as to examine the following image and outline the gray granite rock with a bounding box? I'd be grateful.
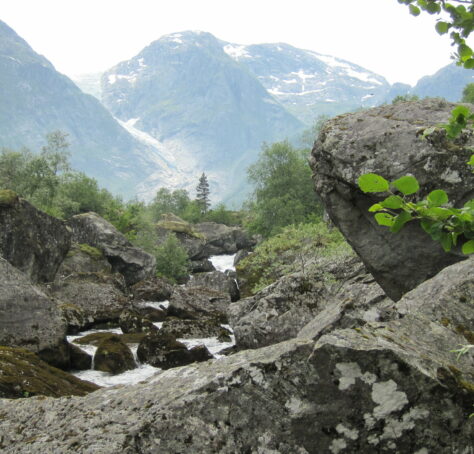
[68,212,156,286]
[310,99,473,300]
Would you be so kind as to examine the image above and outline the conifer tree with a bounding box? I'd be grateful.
[196,172,210,213]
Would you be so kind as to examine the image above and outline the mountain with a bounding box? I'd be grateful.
[221,42,392,124]
[0,20,177,198]
[412,63,474,101]
[71,72,102,100]
[101,31,305,203]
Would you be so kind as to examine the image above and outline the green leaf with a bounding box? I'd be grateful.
[461,239,474,254]
[374,213,395,227]
[392,175,420,195]
[467,155,474,167]
[435,21,450,35]
[451,104,470,120]
[464,199,474,209]
[459,44,473,61]
[380,195,404,209]
[464,59,474,69]
[440,233,453,252]
[427,189,449,207]
[390,211,412,233]
[425,207,454,220]
[358,173,390,193]
[425,1,441,13]
[409,4,421,15]
[368,203,384,212]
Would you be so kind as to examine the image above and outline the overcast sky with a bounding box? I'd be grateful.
[2,0,471,86]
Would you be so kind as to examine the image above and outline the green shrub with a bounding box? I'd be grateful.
[154,233,190,283]
[237,220,352,295]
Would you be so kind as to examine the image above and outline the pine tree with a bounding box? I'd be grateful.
[196,172,210,213]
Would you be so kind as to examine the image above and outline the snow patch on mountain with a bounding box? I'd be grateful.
[223,44,250,60]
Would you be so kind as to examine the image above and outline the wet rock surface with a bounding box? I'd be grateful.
[137,330,212,369]
[310,99,473,300]
[68,212,156,285]
[93,335,136,374]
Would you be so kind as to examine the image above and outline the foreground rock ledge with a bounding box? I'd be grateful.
[0,326,472,453]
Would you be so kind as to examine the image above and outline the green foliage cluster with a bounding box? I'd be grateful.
[153,233,190,283]
[399,0,474,68]
[245,140,322,237]
[237,220,352,295]
[358,172,474,254]
[392,94,420,104]
[461,82,474,103]
[358,104,474,255]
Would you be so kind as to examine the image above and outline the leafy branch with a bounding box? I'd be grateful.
[398,0,474,68]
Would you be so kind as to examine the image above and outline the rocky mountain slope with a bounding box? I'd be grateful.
[412,62,474,101]
[101,31,304,203]
[221,41,391,123]
[0,20,179,198]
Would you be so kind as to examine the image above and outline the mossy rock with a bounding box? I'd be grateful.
[73,332,147,346]
[0,189,19,207]
[67,243,103,261]
[0,346,99,399]
[93,335,136,374]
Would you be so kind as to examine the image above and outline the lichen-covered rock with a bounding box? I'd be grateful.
[137,330,212,369]
[168,285,230,321]
[160,318,232,340]
[119,309,158,334]
[0,258,67,355]
[192,221,256,258]
[130,277,173,302]
[0,324,471,453]
[310,99,473,300]
[230,256,391,349]
[93,335,136,374]
[49,271,129,328]
[68,212,156,286]
[156,219,255,260]
[395,255,474,339]
[0,194,71,283]
[187,270,240,301]
[58,242,112,274]
[0,346,98,399]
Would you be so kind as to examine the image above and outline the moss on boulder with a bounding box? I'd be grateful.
[93,335,136,374]
[0,189,18,207]
[0,346,99,399]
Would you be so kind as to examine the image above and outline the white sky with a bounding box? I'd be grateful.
[1,0,471,86]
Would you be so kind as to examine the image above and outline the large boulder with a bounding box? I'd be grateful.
[229,256,391,349]
[168,286,230,321]
[187,270,240,301]
[0,191,71,283]
[192,221,256,258]
[310,99,473,300]
[0,346,98,399]
[130,277,173,302]
[156,216,255,260]
[137,330,212,369]
[0,258,67,356]
[68,212,156,286]
[49,270,129,328]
